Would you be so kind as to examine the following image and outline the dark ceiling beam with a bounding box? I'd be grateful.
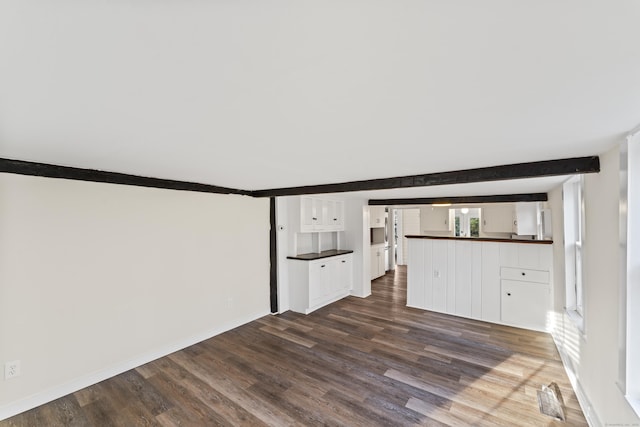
[1,155,600,198]
[0,158,252,196]
[251,156,600,197]
[368,193,548,206]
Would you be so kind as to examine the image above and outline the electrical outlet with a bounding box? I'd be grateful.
[5,360,21,380]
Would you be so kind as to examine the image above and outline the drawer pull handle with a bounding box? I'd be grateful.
[507,293,511,296]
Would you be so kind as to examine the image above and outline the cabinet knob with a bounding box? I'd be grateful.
[334,218,338,221]
[321,265,326,268]
[521,272,526,276]
[507,293,511,296]
[342,260,346,263]
[312,217,317,221]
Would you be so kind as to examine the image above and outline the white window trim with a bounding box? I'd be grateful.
[563,175,586,333]
[620,131,640,417]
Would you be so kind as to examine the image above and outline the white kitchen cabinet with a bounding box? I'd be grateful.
[326,200,345,231]
[337,255,353,294]
[501,279,550,331]
[420,207,452,233]
[289,253,353,314]
[481,204,514,234]
[370,206,386,228]
[513,203,539,236]
[499,244,552,331]
[370,245,386,280]
[406,237,553,331]
[299,197,345,232]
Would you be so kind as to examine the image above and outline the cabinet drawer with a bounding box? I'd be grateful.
[500,267,549,284]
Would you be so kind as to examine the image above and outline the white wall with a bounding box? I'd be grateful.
[550,146,640,426]
[0,173,270,420]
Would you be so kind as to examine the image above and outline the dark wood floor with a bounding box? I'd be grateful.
[2,266,587,426]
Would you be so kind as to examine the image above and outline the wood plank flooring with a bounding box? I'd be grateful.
[2,266,587,426]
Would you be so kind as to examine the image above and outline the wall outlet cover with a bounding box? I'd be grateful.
[5,360,21,379]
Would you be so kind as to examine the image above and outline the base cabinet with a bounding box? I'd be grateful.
[501,279,550,330]
[289,254,353,314]
[371,245,386,280]
[407,238,552,331]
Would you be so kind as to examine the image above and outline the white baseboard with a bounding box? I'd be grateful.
[553,335,602,427]
[0,309,269,422]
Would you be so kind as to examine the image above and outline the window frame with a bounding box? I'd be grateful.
[563,175,586,332]
[619,134,640,416]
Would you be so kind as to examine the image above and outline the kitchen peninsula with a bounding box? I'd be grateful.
[406,235,553,331]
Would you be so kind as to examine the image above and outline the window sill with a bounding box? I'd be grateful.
[566,309,585,334]
[626,396,640,418]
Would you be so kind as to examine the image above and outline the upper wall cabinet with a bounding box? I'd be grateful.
[481,204,514,233]
[300,197,345,232]
[513,203,538,236]
[370,206,386,228]
[482,203,541,236]
[420,207,452,233]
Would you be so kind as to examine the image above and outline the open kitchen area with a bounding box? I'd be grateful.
[276,196,555,334]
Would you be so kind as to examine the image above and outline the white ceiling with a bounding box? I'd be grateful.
[1,1,639,199]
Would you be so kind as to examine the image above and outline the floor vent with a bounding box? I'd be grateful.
[537,382,566,421]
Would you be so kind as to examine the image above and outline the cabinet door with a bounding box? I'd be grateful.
[324,200,345,231]
[371,247,386,279]
[300,197,315,231]
[513,203,538,235]
[482,204,514,233]
[420,207,451,232]
[333,200,345,230]
[309,262,323,305]
[337,256,353,292]
[501,280,550,330]
[314,198,327,229]
[370,206,385,227]
[370,247,378,280]
[378,248,386,276]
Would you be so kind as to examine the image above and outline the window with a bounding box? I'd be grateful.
[563,175,585,329]
[453,208,480,237]
[620,133,640,416]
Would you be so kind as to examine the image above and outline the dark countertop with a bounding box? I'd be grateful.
[287,249,354,261]
[405,235,553,245]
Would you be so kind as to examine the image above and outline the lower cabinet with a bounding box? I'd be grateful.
[407,237,552,331]
[501,280,550,330]
[500,266,551,330]
[370,245,386,280]
[289,254,353,314]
